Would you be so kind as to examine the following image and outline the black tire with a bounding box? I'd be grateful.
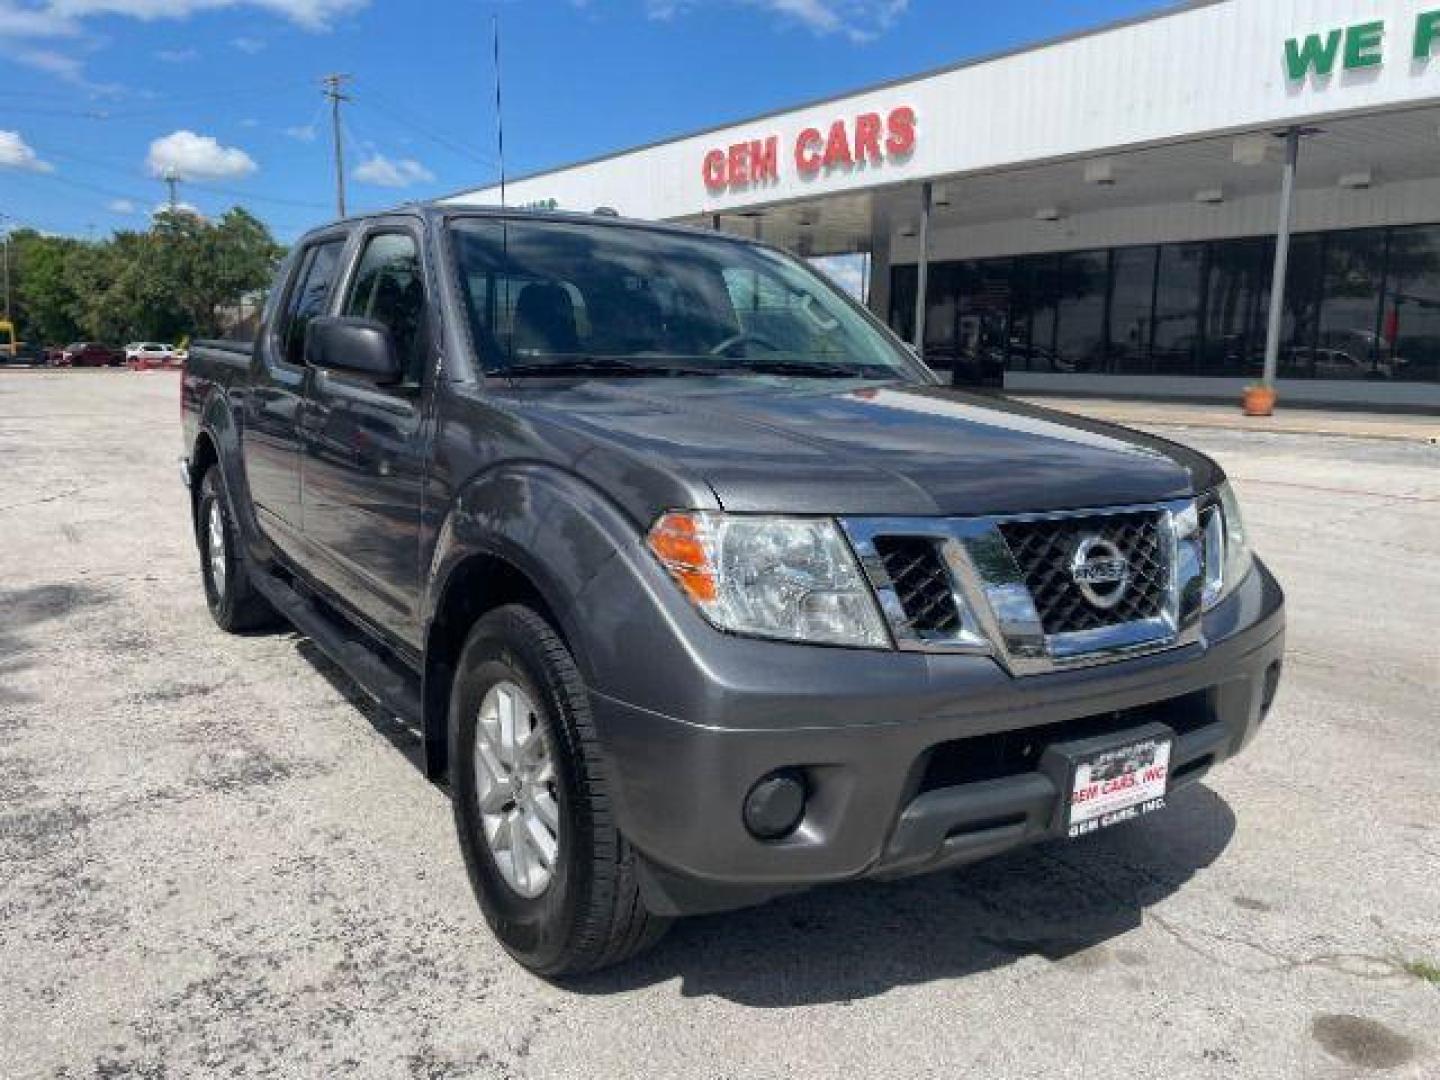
[196,465,280,633]
[449,604,668,976]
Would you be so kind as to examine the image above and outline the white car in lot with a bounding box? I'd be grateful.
[125,342,176,368]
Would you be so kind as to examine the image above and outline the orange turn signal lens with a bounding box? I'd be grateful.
[646,512,717,604]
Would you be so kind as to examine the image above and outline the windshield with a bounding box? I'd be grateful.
[449,216,923,381]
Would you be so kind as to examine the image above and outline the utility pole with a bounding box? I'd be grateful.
[323,73,352,219]
[162,168,181,212]
[1,212,11,321]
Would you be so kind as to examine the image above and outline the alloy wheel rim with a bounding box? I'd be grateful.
[207,500,227,599]
[473,680,560,898]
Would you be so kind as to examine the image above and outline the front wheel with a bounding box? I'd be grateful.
[449,604,668,976]
[196,465,280,633]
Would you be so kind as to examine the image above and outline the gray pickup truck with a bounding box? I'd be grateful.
[180,205,1285,975]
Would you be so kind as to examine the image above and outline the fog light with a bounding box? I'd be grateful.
[743,770,807,840]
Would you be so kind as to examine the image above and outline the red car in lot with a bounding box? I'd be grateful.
[56,342,124,367]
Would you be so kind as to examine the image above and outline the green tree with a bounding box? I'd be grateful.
[149,207,284,337]
[9,207,284,346]
[11,229,85,345]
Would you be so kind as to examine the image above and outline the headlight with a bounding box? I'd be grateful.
[646,511,890,648]
[1201,481,1254,609]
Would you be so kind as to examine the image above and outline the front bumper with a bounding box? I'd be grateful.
[581,557,1285,917]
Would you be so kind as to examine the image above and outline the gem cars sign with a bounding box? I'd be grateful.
[701,106,916,194]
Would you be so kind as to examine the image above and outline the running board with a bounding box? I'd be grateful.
[250,566,425,743]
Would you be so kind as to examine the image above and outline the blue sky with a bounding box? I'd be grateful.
[0,0,1170,243]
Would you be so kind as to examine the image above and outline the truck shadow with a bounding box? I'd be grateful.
[292,638,432,775]
[570,784,1235,1006]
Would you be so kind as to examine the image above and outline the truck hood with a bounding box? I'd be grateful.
[517,378,1221,518]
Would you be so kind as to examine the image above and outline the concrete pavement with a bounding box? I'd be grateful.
[1,371,1437,1079]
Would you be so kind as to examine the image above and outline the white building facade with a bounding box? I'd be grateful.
[449,0,1440,408]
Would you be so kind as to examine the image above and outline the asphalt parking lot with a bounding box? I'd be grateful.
[2,370,1437,1079]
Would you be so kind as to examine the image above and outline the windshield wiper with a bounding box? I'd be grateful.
[716,359,881,379]
[497,357,679,378]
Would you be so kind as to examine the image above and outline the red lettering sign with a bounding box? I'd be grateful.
[795,127,823,176]
[749,137,778,183]
[853,112,882,164]
[701,106,916,192]
[702,149,727,191]
[822,120,853,169]
[886,105,916,157]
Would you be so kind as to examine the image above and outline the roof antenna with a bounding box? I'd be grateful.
[492,11,507,208]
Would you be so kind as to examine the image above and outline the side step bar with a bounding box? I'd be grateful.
[249,566,434,773]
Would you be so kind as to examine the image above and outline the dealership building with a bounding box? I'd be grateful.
[450,0,1440,408]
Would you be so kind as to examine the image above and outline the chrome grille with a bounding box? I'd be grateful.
[842,499,1204,676]
[999,512,1167,635]
[872,536,961,637]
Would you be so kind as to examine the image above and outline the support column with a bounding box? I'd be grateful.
[912,180,932,352]
[867,208,892,322]
[1260,128,1302,396]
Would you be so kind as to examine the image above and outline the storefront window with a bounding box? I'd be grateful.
[892,222,1440,386]
[953,259,1012,385]
[1108,246,1157,374]
[1279,234,1325,377]
[1020,255,1063,372]
[1153,243,1204,375]
[1053,251,1107,373]
[1309,229,1387,380]
[1382,225,1440,383]
[1201,238,1268,377]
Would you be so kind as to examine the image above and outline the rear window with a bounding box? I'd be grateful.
[279,240,345,367]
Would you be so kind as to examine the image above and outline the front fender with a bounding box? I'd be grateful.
[195,389,280,567]
[424,462,645,683]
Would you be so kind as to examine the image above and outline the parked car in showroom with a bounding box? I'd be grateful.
[58,342,123,367]
[181,205,1285,976]
[126,342,177,369]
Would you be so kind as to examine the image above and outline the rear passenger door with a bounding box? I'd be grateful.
[244,234,346,548]
[299,220,432,647]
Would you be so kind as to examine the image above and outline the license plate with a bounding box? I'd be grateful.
[1065,735,1172,839]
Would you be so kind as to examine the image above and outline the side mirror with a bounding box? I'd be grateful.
[306,316,402,383]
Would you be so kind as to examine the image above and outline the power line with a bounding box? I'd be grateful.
[0,80,317,121]
[352,95,498,168]
[25,141,330,212]
[322,73,353,219]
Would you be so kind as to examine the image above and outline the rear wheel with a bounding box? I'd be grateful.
[450,604,668,976]
[196,465,280,633]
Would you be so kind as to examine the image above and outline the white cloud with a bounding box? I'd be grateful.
[0,3,80,37]
[108,198,138,213]
[239,117,259,127]
[646,0,905,41]
[16,46,84,79]
[155,46,197,61]
[284,124,316,142]
[146,129,257,180]
[45,0,369,32]
[0,130,55,173]
[231,34,264,52]
[13,45,121,93]
[353,153,433,189]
